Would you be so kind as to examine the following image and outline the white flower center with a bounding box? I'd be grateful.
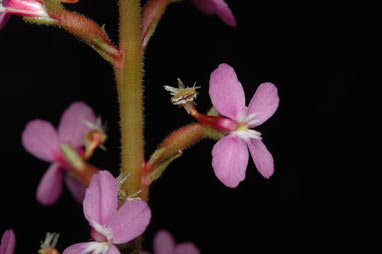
[83,242,111,254]
[233,113,262,142]
[91,221,114,242]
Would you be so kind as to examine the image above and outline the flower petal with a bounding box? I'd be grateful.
[36,163,63,206]
[0,11,11,30]
[174,243,200,254]
[107,200,151,244]
[211,135,249,187]
[58,101,96,148]
[65,174,86,203]
[212,0,236,27]
[153,230,175,254]
[248,139,274,179]
[83,171,118,227]
[0,229,16,254]
[247,82,279,127]
[209,63,246,120]
[192,0,236,27]
[63,242,91,254]
[21,119,60,162]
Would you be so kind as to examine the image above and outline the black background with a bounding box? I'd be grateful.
[0,1,377,253]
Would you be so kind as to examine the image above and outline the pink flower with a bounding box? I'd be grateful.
[21,101,97,205]
[0,229,16,254]
[142,230,199,254]
[63,171,151,254]
[0,0,52,29]
[192,0,236,27]
[209,63,279,187]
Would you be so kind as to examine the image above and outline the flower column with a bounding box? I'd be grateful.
[114,0,145,199]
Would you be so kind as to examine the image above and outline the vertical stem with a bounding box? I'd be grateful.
[115,0,145,198]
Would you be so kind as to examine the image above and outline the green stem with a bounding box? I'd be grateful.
[115,0,145,198]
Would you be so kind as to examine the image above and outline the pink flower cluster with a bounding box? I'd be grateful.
[22,101,97,205]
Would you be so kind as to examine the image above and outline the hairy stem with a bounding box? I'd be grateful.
[115,0,145,198]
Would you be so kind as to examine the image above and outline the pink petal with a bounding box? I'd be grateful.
[58,101,96,148]
[83,171,118,227]
[21,120,60,162]
[209,63,246,120]
[153,230,175,254]
[0,229,16,254]
[107,200,151,244]
[192,0,215,14]
[0,12,11,30]
[65,174,86,203]
[248,139,274,179]
[192,0,236,27]
[247,82,279,127]
[212,0,236,27]
[63,242,90,254]
[174,243,200,254]
[36,163,63,206]
[211,135,249,188]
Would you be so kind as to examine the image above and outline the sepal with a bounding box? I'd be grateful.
[60,143,98,186]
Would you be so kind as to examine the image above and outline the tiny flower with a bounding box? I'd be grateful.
[0,229,16,254]
[142,230,199,254]
[21,101,97,205]
[192,0,236,27]
[209,63,279,187]
[0,0,52,29]
[63,171,151,254]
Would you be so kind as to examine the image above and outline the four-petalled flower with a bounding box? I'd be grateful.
[21,101,97,205]
[192,0,236,27]
[209,63,279,187]
[63,170,151,254]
